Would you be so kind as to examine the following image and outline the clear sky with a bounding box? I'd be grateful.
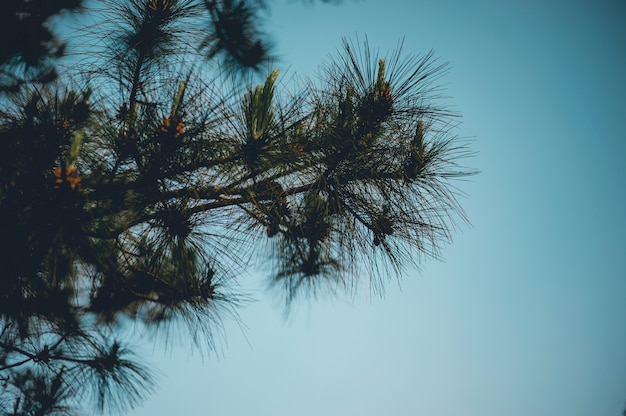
[124,1,626,415]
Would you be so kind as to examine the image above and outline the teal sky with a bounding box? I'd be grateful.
[123,1,626,415]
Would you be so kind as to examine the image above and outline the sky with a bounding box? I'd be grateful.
[115,0,626,415]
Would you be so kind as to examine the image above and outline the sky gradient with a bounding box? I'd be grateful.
[123,1,626,415]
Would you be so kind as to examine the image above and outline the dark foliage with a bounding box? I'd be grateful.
[0,0,83,92]
[0,1,474,413]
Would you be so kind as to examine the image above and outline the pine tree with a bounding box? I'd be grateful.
[0,0,474,413]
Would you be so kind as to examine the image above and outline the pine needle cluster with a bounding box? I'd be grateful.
[0,0,474,413]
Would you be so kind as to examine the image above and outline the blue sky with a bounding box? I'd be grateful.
[123,1,626,415]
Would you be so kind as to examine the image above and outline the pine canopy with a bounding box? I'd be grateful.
[0,0,474,413]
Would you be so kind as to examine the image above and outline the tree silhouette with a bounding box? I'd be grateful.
[0,0,474,413]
